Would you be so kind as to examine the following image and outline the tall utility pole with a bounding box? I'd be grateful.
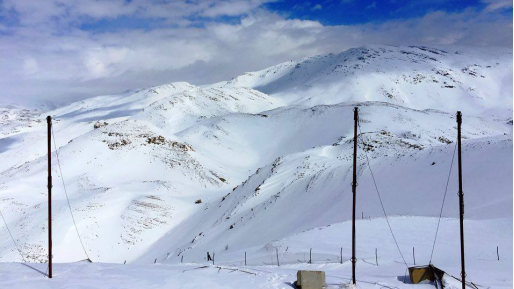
[46,116,53,279]
[456,111,465,289]
[351,107,358,285]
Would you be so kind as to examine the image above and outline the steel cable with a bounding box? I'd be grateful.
[357,119,409,268]
[429,143,457,263]
[0,209,26,262]
[51,123,91,261]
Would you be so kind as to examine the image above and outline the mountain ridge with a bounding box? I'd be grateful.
[212,44,513,118]
[0,45,511,268]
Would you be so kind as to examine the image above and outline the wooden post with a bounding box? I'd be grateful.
[212,252,215,265]
[362,212,363,220]
[309,248,312,264]
[46,116,53,279]
[456,111,466,289]
[154,258,157,264]
[340,247,343,264]
[497,246,499,261]
[245,251,247,266]
[351,107,358,285]
[276,248,280,266]
[181,255,183,263]
[375,248,378,266]
[413,247,416,265]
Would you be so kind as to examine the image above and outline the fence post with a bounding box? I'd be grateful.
[362,212,363,219]
[212,252,215,265]
[245,251,247,266]
[340,247,343,264]
[276,248,280,266]
[413,247,416,265]
[154,258,157,264]
[309,248,312,264]
[497,246,499,261]
[375,248,378,266]
[181,255,184,263]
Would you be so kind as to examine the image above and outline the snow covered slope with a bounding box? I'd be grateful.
[214,45,513,118]
[0,105,42,138]
[139,105,512,264]
[0,83,281,262]
[0,44,511,288]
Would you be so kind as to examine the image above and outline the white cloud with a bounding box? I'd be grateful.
[0,1,511,107]
[22,58,39,75]
[83,47,130,79]
[482,0,513,12]
[1,0,275,28]
[202,0,273,17]
[311,4,323,11]
[74,1,137,19]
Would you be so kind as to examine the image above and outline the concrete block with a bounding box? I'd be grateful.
[295,270,326,289]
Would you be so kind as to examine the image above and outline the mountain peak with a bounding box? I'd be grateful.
[215,45,512,118]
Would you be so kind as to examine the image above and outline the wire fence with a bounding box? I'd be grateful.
[156,247,387,268]
[216,251,346,267]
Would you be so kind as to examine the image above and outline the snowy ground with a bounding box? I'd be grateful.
[0,262,439,289]
[1,216,511,288]
[1,262,373,289]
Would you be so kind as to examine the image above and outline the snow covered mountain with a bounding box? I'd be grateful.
[0,105,42,138]
[214,45,513,118]
[139,103,512,263]
[0,45,512,287]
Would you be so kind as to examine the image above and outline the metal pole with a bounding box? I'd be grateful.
[457,111,466,289]
[46,116,52,279]
[351,107,358,285]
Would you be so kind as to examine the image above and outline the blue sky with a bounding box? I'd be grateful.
[73,0,512,31]
[268,0,490,25]
[65,0,510,32]
[0,0,512,106]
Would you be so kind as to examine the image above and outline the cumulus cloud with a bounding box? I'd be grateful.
[0,1,511,107]
[0,0,275,27]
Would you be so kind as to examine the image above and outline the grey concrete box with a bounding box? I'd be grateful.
[296,270,326,289]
